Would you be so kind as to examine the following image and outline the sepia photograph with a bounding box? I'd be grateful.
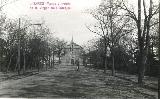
[0,0,159,98]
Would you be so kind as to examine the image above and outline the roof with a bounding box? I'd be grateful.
[65,42,83,49]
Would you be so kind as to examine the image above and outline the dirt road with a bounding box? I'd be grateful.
[0,65,158,98]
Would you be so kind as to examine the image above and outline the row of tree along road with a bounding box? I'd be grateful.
[84,0,159,85]
[0,16,67,74]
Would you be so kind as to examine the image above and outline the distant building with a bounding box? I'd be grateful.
[63,37,84,65]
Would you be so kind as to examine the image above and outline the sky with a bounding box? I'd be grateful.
[2,0,101,45]
[1,0,157,45]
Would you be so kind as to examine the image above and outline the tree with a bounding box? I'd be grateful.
[87,0,133,75]
[0,38,7,71]
[0,14,7,71]
[27,23,52,71]
[47,37,57,68]
[0,17,55,73]
[118,0,159,84]
[54,39,67,64]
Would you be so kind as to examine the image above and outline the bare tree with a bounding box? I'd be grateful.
[87,0,133,75]
[118,0,159,84]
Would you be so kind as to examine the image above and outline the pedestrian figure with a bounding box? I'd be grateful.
[75,59,80,71]
[71,59,74,65]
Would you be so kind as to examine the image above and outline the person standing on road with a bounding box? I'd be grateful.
[75,59,80,71]
[71,59,74,65]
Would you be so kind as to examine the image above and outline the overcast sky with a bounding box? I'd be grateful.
[2,0,157,45]
[2,0,102,45]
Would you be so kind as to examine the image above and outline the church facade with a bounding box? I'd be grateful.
[63,37,84,65]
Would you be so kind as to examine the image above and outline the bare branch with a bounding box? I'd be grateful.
[85,24,104,37]
[118,2,138,22]
[0,0,20,11]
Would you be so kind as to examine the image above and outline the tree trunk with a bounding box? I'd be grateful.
[6,53,14,73]
[137,0,144,84]
[104,57,107,73]
[17,42,20,75]
[49,55,51,68]
[17,18,21,75]
[14,57,18,72]
[109,0,115,76]
[104,42,107,73]
[112,55,115,76]
[48,48,51,68]
[23,49,26,73]
[45,56,47,70]
[37,57,40,72]
[158,46,160,98]
[52,52,54,68]
[158,1,160,98]
[137,53,147,84]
